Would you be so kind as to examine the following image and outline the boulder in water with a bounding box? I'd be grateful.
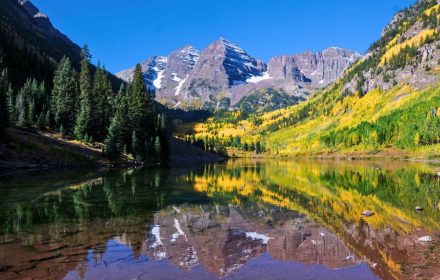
[415,206,424,211]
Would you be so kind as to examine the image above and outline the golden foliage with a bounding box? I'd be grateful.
[380,29,437,66]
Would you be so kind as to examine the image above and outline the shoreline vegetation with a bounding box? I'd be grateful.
[225,146,440,161]
[0,127,223,173]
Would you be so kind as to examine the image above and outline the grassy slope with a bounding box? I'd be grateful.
[0,128,109,170]
[0,128,222,171]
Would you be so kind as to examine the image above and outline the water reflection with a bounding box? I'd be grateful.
[0,160,439,280]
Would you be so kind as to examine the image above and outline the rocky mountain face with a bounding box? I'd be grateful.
[342,0,440,95]
[117,38,360,111]
[268,47,360,88]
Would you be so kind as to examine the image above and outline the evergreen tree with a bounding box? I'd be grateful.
[17,111,26,128]
[75,45,93,140]
[51,57,78,134]
[37,110,46,130]
[6,83,16,125]
[91,65,113,142]
[0,69,10,141]
[104,132,118,159]
[104,84,129,159]
[44,110,52,129]
[28,98,36,124]
[15,80,32,127]
[105,115,123,159]
[127,64,156,160]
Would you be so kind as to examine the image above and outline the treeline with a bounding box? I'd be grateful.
[321,91,440,149]
[183,134,265,155]
[0,46,170,162]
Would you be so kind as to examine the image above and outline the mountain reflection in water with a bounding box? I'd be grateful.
[0,160,439,280]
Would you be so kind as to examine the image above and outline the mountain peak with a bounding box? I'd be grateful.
[178,45,198,52]
[117,42,360,110]
[211,37,244,52]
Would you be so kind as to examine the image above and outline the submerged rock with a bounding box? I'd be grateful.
[362,210,375,217]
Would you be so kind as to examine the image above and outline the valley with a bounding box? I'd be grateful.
[171,0,440,160]
[0,1,440,279]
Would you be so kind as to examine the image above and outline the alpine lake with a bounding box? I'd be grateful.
[1,159,440,280]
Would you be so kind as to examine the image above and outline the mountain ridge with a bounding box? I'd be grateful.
[117,38,360,111]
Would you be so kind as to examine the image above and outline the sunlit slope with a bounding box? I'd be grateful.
[188,0,440,157]
[266,84,440,155]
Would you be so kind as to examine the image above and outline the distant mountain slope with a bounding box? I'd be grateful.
[0,0,81,86]
[188,0,440,158]
[117,38,360,111]
[0,0,123,89]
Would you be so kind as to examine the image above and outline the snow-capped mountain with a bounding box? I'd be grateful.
[156,46,200,100]
[116,38,360,111]
[116,56,168,91]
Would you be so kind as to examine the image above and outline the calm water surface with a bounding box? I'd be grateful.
[0,160,439,280]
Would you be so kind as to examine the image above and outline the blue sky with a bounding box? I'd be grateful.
[33,0,416,73]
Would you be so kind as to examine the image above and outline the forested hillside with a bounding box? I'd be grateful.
[0,45,170,165]
[178,0,440,159]
[0,0,192,168]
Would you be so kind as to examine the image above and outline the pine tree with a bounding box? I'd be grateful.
[84,133,90,143]
[51,57,78,134]
[44,110,52,129]
[15,81,32,128]
[0,69,10,141]
[104,84,128,159]
[127,64,156,160]
[75,45,93,140]
[105,115,122,159]
[28,98,36,124]
[90,65,113,142]
[17,111,26,128]
[6,83,15,125]
[104,132,118,159]
[37,110,45,130]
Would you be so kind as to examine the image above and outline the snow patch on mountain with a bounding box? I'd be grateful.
[153,69,165,89]
[175,75,188,96]
[246,72,272,83]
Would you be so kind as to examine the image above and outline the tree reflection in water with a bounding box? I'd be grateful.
[0,160,439,280]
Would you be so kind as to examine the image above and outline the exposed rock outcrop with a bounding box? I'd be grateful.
[117,39,360,111]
